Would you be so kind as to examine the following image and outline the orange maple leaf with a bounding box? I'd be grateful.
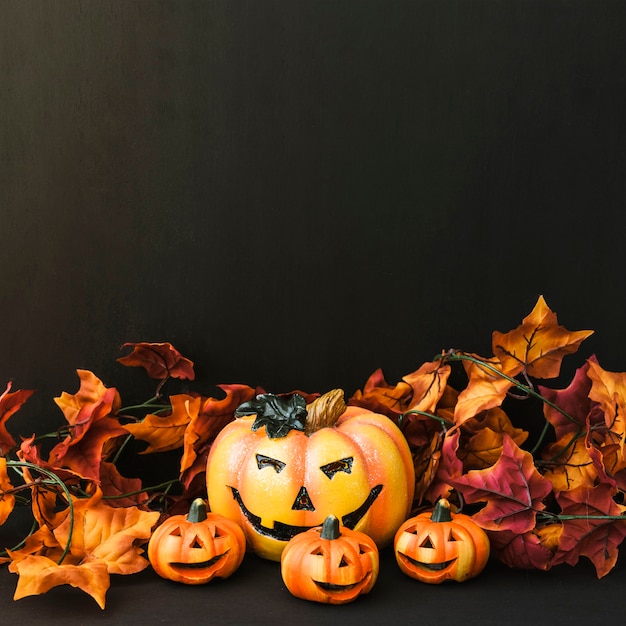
[0,456,15,525]
[541,435,597,492]
[0,382,35,455]
[492,295,593,380]
[124,393,197,454]
[10,555,110,609]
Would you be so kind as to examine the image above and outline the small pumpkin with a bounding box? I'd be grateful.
[148,498,246,584]
[206,389,415,561]
[281,514,379,604]
[393,498,490,583]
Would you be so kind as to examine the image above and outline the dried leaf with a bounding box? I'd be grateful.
[492,295,593,380]
[53,500,159,575]
[9,555,110,609]
[554,483,626,578]
[449,435,553,533]
[0,382,35,455]
[0,456,15,525]
[117,342,195,381]
[124,394,196,454]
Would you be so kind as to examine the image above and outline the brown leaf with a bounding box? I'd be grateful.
[117,342,195,381]
[492,295,593,380]
[9,555,110,609]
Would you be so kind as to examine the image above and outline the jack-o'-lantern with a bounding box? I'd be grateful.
[148,498,246,584]
[206,389,415,561]
[393,498,490,583]
[280,514,379,604]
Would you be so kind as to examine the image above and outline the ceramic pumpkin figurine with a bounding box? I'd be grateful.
[394,498,490,583]
[206,389,415,561]
[148,498,246,584]
[281,515,379,604]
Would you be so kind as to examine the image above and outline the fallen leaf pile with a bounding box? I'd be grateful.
[0,298,625,608]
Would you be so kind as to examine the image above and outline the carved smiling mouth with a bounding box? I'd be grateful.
[229,485,383,542]
[314,572,372,593]
[168,552,227,574]
[398,553,457,571]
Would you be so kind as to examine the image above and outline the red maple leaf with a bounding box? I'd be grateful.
[448,435,553,534]
[539,357,604,441]
[117,342,195,381]
[553,483,626,578]
[488,528,554,571]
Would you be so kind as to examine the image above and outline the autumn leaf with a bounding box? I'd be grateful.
[453,355,515,424]
[487,528,555,571]
[0,381,35,455]
[412,432,443,506]
[180,383,257,490]
[424,427,464,503]
[554,483,626,578]
[492,295,593,380]
[541,435,597,492]
[539,357,603,441]
[99,461,148,508]
[53,498,159,575]
[9,555,110,609]
[124,393,197,454]
[117,342,195,381]
[349,368,413,419]
[459,407,528,470]
[0,456,15,525]
[448,435,553,534]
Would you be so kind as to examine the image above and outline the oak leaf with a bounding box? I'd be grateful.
[448,435,553,533]
[492,295,593,380]
[117,342,195,381]
[554,483,626,578]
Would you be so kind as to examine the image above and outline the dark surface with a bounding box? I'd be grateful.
[0,546,620,625]
[3,1,626,622]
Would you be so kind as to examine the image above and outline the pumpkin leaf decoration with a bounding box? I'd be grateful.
[234,393,308,439]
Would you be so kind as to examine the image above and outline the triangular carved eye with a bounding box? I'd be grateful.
[420,536,435,549]
[190,535,205,549]
[311,547,325,556]
[448,530,458,542]
[339,556,351,567]
[213,527,223,538]
[169,527,182,537]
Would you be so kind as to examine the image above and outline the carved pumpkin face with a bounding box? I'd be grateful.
[280,515,379,604]
[206,390,415,561]
[148,498,246,584]
[394,499,490,583]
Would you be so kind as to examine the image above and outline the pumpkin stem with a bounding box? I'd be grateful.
[320,515,341,540]
[187,498,208,523]
[305,389,347,434]
[430,498,453,523]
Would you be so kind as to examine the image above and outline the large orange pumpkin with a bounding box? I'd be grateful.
[206,389,415,561]
[394,498,490,583]
[280,514,379,604]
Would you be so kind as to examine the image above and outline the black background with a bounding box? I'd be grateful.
[2,1,626,622]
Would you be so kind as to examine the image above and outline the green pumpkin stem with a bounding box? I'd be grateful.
[320,515,341,540]
[187,498,208,523]
[430,498,453,523]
